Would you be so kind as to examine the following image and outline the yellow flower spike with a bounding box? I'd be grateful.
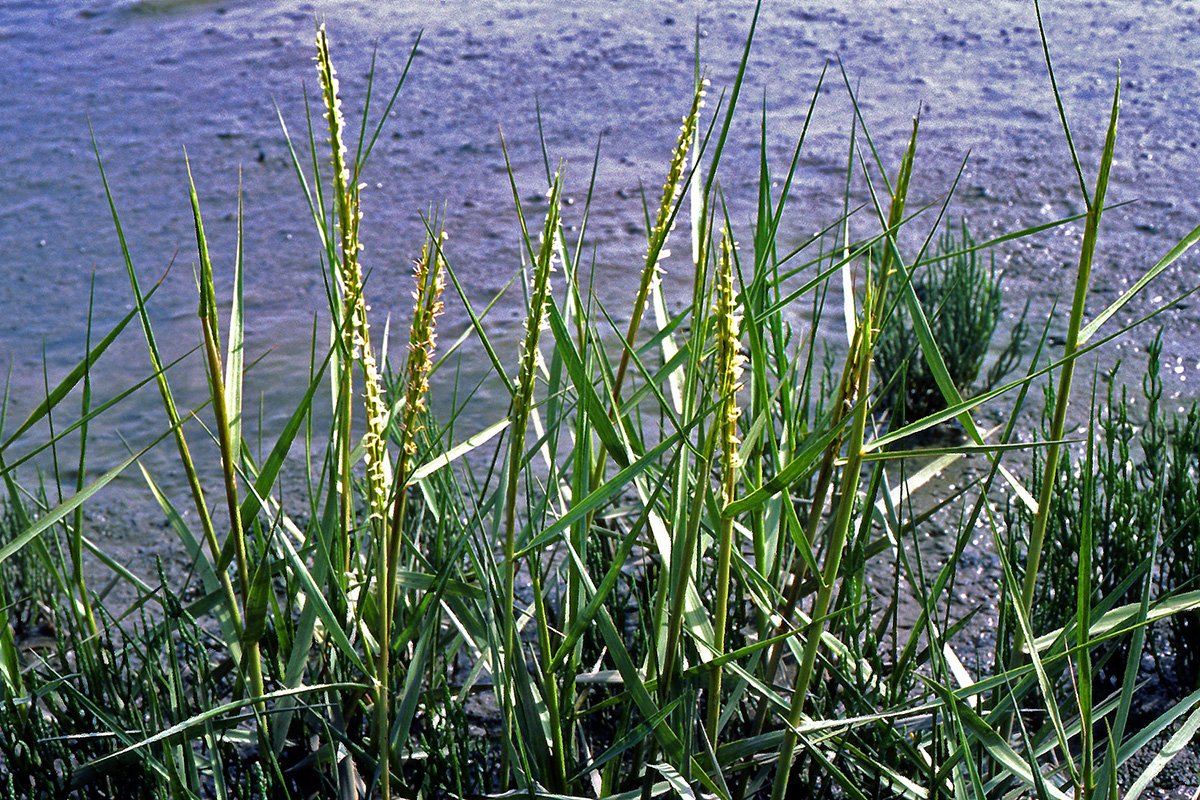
[707,226,744,745]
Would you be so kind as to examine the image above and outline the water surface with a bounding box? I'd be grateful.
[3,0,1199,483]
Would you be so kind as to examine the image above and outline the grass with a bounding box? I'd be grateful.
[872,219,1030,426]
[3,3,1200,798]
[1011,332,1200,691]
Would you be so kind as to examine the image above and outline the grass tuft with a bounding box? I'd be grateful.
[2,10,1200,800]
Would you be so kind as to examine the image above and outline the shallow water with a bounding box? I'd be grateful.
[3,0,1199,486]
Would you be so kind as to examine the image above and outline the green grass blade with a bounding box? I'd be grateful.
[515,424,693,559]
[0,292,157,453]
[1123,702,1200,800]
[1033,0,1089,202]
[723,408,852,516]
[0,431,166,567]
[224,174,246,459]
[925,680,1072,800]
[547,302,630,468]
[548,468,671,672]
[270,519,369,674]
[1018,70,1121,659]
[1079,218,1200,344]
[409,418,509,485]
[0,345,198,476]
[241,551,272,645]
[85,683,361,769]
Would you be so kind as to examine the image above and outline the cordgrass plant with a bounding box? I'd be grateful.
[873,220,1030,425]
[3,4,1200,798]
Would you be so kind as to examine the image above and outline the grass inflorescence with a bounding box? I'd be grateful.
[3,6,1200,799]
